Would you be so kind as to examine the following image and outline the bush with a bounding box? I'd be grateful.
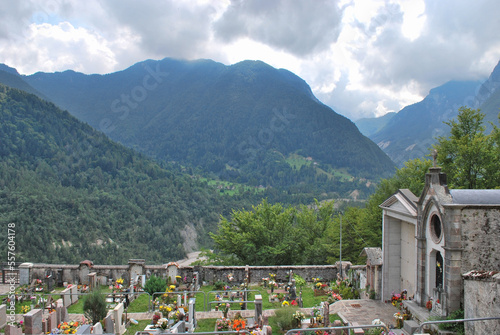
[83,290,107,325]
[144,275,167,296]
[274,307,298,331]
[439,309,464,335]
[214,280,225,290]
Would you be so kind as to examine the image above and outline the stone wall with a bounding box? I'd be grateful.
[458,207,500,273]
[20,261,345,286]
[463,271,500,335]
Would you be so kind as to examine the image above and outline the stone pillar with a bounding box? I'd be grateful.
[24,308,43,335]
[18,263,33,286]
[188,297,196,324]
[254,294,262,326]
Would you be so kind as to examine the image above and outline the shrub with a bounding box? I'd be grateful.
[144,275,167,296]
[439,309,464,335]
[214,280,225,290]
[274,307,298,331]
[83,290,107,325]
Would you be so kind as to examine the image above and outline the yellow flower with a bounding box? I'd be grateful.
[282,300,290,306]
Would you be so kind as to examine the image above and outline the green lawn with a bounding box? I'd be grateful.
[124,320,151,335]
[194,318,217,332]
[127,293,151,313]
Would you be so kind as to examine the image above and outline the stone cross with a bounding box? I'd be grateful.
[432,149,438,167]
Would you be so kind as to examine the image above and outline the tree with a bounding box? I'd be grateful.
[433,107,497,189]
[210,199,336,265]
[211,199,299,265]
[83,290,107,325]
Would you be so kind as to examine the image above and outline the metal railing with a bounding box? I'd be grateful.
[135,331,251,335]
[285,324,390,334]
[207,289,259,311]
[418,316,500,332]
[152,290,205,312]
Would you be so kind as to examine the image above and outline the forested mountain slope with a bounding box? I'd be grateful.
[0,84,249,264]
[20,58,395,193]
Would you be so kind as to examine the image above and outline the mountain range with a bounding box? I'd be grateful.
[0,83,268,264]
[355,60,500,166]
[0,59,395,198]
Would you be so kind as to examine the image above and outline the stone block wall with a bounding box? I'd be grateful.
[459,207,500,273]
[463,272,500,334]
[18,261,346,289]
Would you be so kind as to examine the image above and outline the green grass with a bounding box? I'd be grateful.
[195,318,217,332]
[127,293,150,313]
[124,320,151,335]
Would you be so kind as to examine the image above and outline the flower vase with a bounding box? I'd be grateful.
[223,311,228,319]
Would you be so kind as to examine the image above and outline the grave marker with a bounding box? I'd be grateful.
[0,304,6,328]
[71,285,79,304]
[47,311,57,331]
[62,287,71,307]
[93,321,104,334]
[24,308,42,335]
[104,313,114,333]
[76,324,92,334]
[113,302,125,335]
[5,324,23,335]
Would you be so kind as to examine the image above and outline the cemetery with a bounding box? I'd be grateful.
[1,168,500,334]
[1,260,406,335]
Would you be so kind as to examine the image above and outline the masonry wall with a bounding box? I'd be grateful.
[463,274,500,334]
[459,207,500,272]
[22,262,342,286]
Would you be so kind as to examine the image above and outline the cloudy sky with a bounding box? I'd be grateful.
[1,0,500,120]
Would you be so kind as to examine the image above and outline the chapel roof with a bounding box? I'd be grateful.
[450,189,500,205]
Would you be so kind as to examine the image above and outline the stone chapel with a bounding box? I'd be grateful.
[379,165,500,330]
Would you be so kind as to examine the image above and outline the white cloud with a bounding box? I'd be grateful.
[0,0,500,120]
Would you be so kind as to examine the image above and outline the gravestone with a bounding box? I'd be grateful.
[166,263,179,283]
[56,299,63,324]
[62,287,71,307]
[5,324,23,335]
[321,301,330,326]
[24,308,43,335]
[0,304,6,328]
[76,324,92,334]
[188,297,196,330]
[18,263,33,286]
[193,272,199,290]
[42,318,48,334]
[47,310,57,331]
[113,302,125,335]
[88,272,97,291]
[93,321,104,334]
[177,294,181,306]
[104,313,114,333]
[71,285,79,304]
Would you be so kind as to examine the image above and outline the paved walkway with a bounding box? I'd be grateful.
[330,299,400,328]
